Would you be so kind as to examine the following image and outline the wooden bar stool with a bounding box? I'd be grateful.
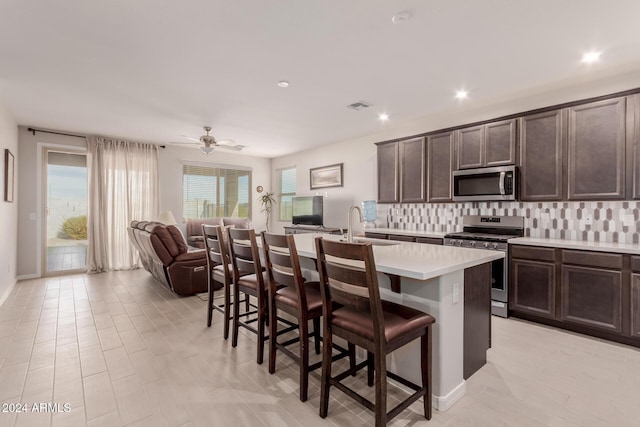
[202,224,238,338]
[228,228,269,364]
[262,232,356,402]
[315,237,436,426]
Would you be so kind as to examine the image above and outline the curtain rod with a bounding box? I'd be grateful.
[27,127,166,148]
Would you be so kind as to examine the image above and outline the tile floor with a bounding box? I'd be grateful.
[0,269,639,426]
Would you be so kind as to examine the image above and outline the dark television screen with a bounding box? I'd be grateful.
[292,196,323,226]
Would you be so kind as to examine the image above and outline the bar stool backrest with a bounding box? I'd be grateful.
[262,232,306,305]
[228,228,263,283]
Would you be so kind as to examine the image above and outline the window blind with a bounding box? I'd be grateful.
[183,164,251,219]
[278,167,296,221]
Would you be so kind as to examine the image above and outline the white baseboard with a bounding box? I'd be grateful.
[16,273,39,281]
[0,279,17,309]
[433,380,466,412]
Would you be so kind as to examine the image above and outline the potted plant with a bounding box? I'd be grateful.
[258,191,276,232]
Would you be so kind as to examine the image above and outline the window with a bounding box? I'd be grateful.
[278,167,296,221]
[183,163,251,219]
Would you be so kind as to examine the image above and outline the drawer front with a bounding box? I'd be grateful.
[562,250,623,269]
[364,232,388,240]
[416,237,443,245]
[388,234,415,242]
[510,245,556,262]
[631,256,640,273]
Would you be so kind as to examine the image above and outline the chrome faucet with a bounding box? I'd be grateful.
[347,205,364,243]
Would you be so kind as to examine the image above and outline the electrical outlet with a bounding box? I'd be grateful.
[584,215,593,225]
[452,283,460,304]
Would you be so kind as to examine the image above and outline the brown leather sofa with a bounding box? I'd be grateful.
[185,217,252,248]
[128,220,209,296]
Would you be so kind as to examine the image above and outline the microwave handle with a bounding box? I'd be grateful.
[499,172,506,195]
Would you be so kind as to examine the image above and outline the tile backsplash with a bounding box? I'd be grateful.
[378,201,640,243]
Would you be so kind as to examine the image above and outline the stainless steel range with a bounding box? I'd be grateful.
[444,215,524,318]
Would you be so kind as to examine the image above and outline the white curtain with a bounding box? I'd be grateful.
[86,136,159,273]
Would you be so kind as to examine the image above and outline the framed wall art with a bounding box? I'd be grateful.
[310,163,343,189]
[4,149,14,203]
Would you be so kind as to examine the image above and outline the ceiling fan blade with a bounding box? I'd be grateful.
[217,144,244,151]
[215,139,236,146]
[180,135,201,143]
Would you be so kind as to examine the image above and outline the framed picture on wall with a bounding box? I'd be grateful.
[4,149,14,203]
[310,163,343,189]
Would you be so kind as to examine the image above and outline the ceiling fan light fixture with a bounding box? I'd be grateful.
[200,145,215,155]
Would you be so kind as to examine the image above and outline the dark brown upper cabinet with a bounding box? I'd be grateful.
[519,109,566,201]
[457,119,517,170]
[567,97,626,200]
[399,137,426,202]
[376,141,399,203]
[427,131,455,202]
[629,94,640,199]
[485,119,517,167]
[457,125,484,169]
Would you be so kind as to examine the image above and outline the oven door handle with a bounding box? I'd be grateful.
[499,172,506,195]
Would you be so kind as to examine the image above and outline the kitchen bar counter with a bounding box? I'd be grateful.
[508,237,640,255]
[292,233,503,411]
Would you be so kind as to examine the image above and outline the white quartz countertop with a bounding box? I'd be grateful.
[364,228,449,239]
[508,237,640,255]
[293,233,503,281]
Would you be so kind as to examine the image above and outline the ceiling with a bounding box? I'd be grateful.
[1,1,640,158]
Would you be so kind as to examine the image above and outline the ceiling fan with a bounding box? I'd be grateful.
[175,126,244,154]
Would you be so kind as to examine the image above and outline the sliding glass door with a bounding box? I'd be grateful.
[44,149,88,274]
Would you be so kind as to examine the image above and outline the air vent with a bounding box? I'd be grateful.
[347,101,373,111]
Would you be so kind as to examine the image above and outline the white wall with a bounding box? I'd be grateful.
[16,128,271,278]
[0,99,18,305]
[157,145,272,233]
[271,70,640,235]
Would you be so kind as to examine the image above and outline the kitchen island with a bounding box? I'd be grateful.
[291,233,504,411]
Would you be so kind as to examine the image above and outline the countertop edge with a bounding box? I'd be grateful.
[508,237,640,255]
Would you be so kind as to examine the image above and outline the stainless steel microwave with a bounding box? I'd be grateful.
[452,165,517,202]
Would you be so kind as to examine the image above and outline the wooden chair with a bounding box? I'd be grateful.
[261,232,325,401]
[202,224,236,338]
[228,228,269,364]
[315,237,436,426]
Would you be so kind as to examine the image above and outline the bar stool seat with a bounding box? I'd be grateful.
[273,281,323,314]
[332,301,434,346]
[236,271,269,291]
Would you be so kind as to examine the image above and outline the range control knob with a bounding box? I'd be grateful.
[457,240,463,246]
[491,243,498,249]
[483,242,489,248]
[469,241,476,247]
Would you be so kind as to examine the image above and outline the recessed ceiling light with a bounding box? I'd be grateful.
[277,80,290,88]
[379,113,389,121]
[455,90,469,100]
[392,11,412,24]
[581,51,601,64]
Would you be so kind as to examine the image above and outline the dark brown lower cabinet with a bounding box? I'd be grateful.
[561,265,623,334]
[416,237,443,245]
[632,274,640,338]
[387,234,415,242]
[510,245,639,348]
[511,259,556,319]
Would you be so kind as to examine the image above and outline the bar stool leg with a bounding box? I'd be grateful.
[422,326,432,420]
[319,327,333,419]
[367,351,374,386]
[313,317,321,355]
[299,317,309,402]
[223,282,231,339]
[268,298,277,374]
[232,284,241,348]
[374,352,387,427]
